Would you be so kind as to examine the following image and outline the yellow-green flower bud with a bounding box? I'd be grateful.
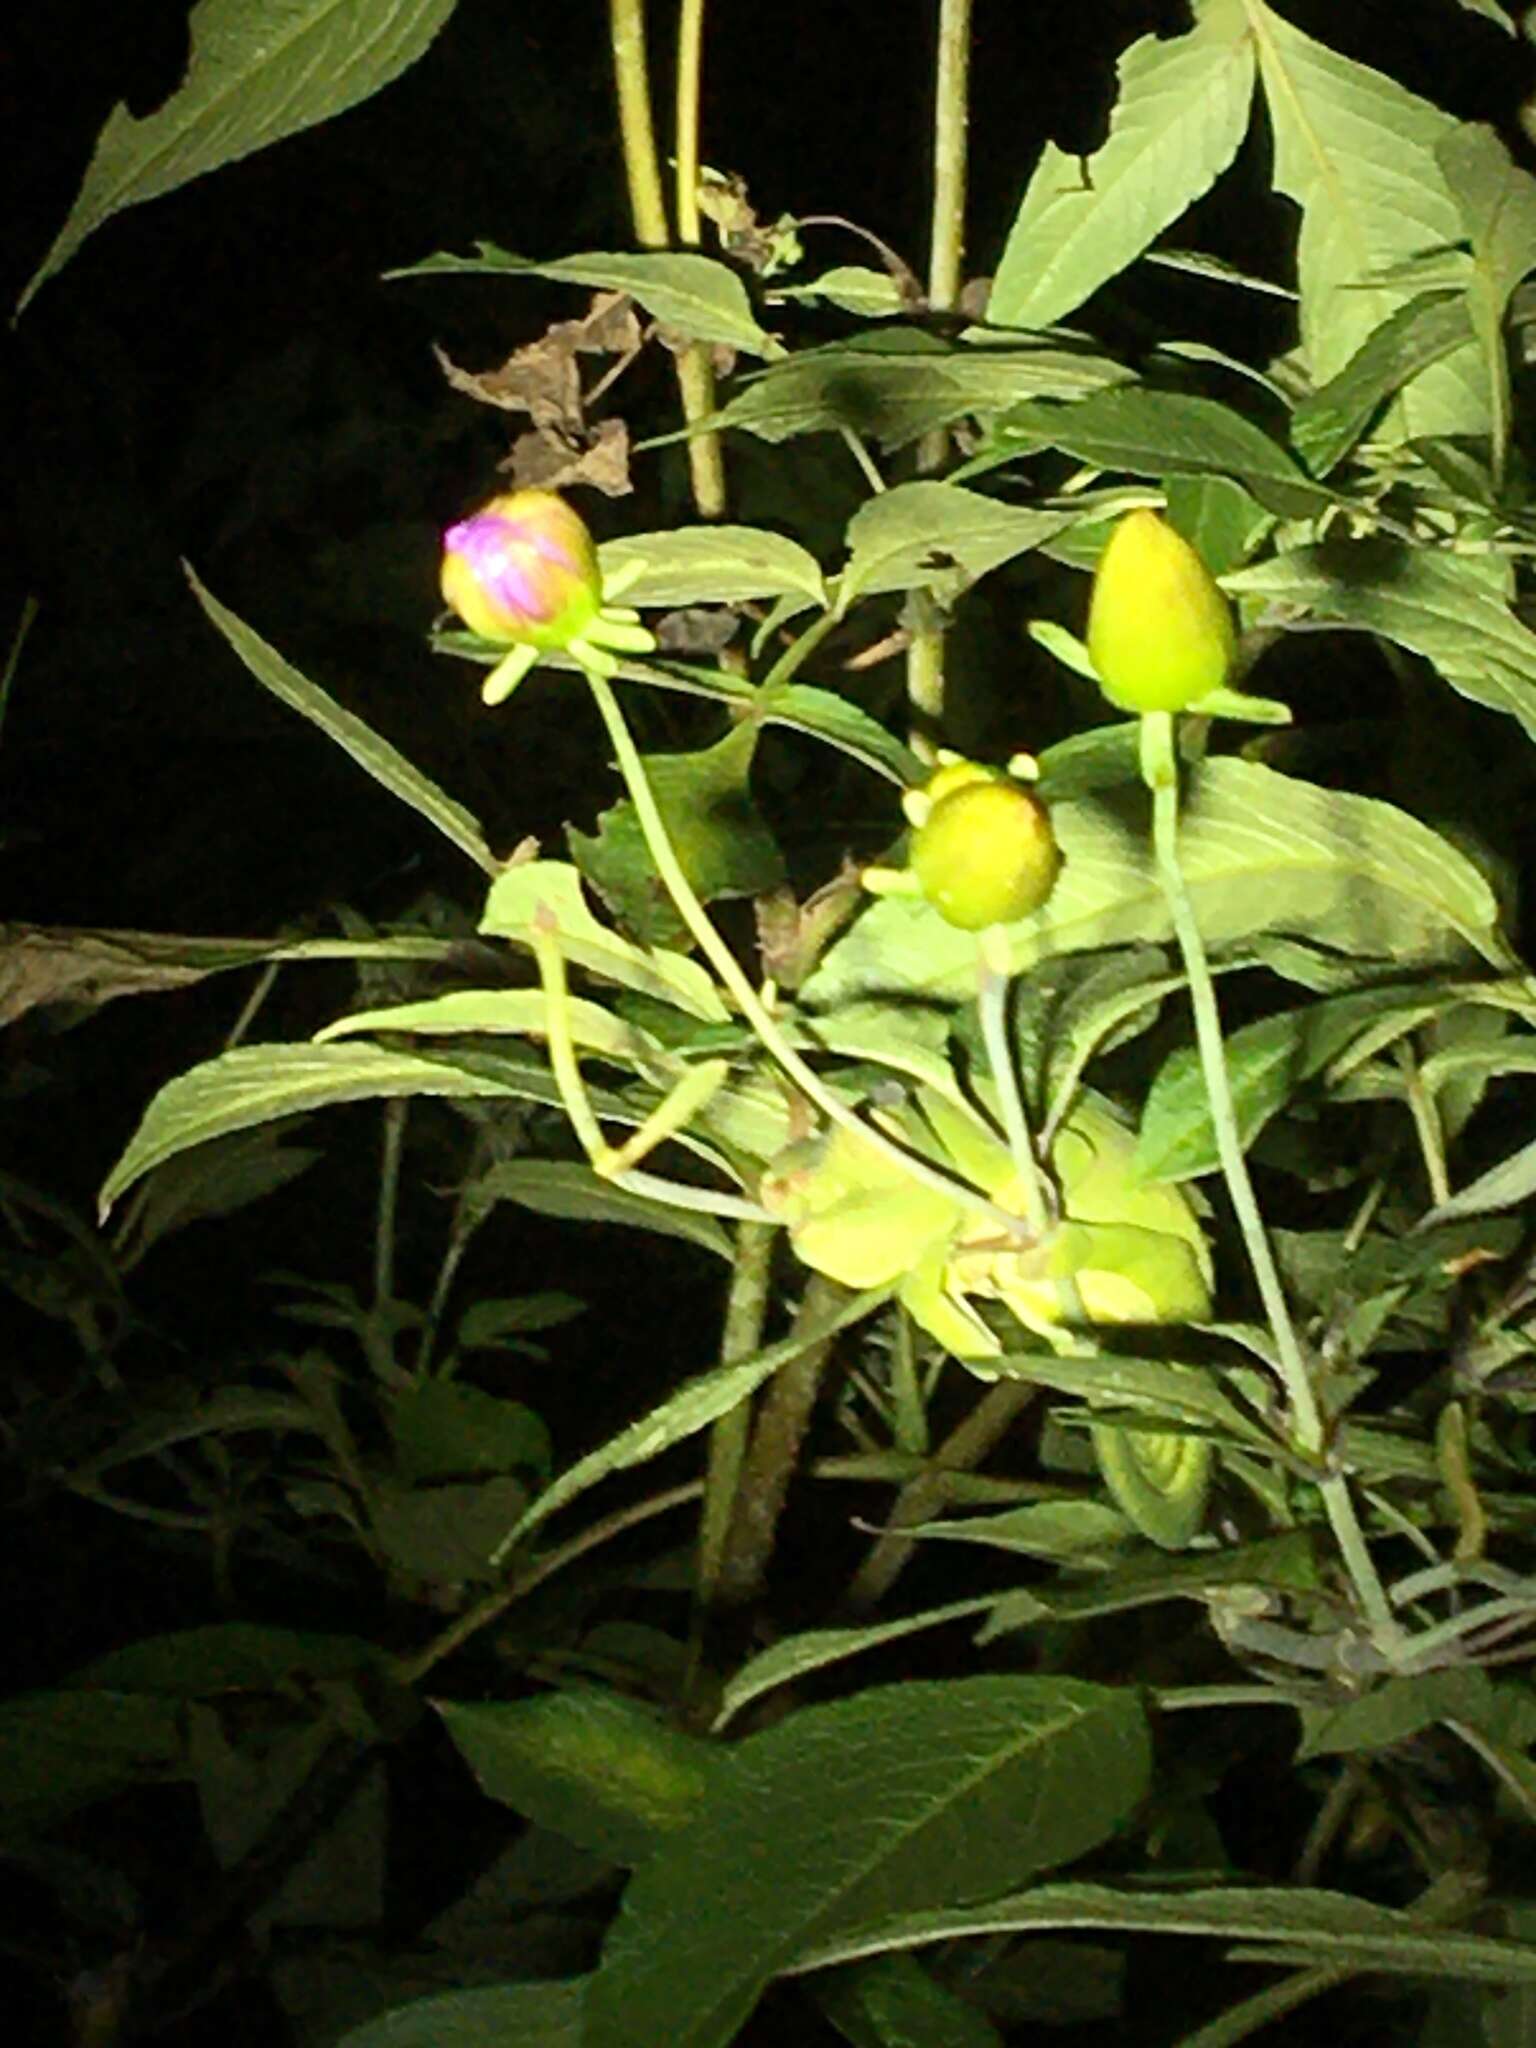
[441,490,602,650]
[1086,509,1236,715]
[910,777,1062,931]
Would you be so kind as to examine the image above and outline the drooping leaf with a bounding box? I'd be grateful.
[17,0,455,314]
[99,1042,551,1221]
[437,1692,720,1867]
[0,1691,187,1828]
[389,246,772,355]
[1226,539,1536,745]
[1248,0,1486,440]
[184,566,497,874]
[793,1880,1536,1986]
[74,1626,388,1697]
[388,1382,551,1484]
[990,0,1256,330]
[584,1678,1151,2048]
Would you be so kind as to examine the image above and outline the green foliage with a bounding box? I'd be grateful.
[19,1,1536,2042]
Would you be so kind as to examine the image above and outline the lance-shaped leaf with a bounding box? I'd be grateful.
[990,0,1256,331]
[1437,123,1536,483]
[1248,0,1486,439]
[18,0,455,315]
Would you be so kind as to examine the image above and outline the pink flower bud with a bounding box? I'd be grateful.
[440,490,603,650]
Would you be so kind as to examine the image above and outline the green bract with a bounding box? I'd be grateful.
[1086,509,1236,715]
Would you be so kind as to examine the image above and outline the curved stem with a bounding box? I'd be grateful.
[583,670,1030,1240]
[1140,712,1400,1649]
[673,0,726,515]
[976,944,1048,1232]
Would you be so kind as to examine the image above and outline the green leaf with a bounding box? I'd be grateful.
[1135,984,1461,1183]
[1225,539,1536,746]
[1437,123,1536,481]
[1290,293,1474,475]
[315,988,660,1064]
[437,1692,719,1867]
[1250,0,1486,440]
[74,1626,386,1696]
[335,1981,587,2048]
[388,1382,551,1484]
[979,1532,1319,1637]
[997,388,1335,519]
[838,482,1074,612]
[600,528,826,609]
[1298,1669,1495,1760]
[1421,1131,1536,1224]
[480,861,727,1022]
[497,1286,890,1562]
[99,1042,543,1221]
[584,1678,1151,2048]
[793,1880,1536,1986]
[184,566,497,874]
[771,266,911,318]
[897,1502,1134,1562]
[370,1476,530,1587]
[704,333,1128,448]
[804,759,1506,1008]
[1164,474,1274,576]
[0,1691,186,1827]
[474,1160,736,1262]
[569,722,785,947]
[763,685,921,787]
[17,0,455,315]
[389,245,771,355]
[813,1953,1005,2048]
[112,1125,320,1265]
[989,0,1255,330]
[713,1599,999,1732]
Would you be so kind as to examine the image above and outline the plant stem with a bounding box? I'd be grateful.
[673,0,726,515]
[610,0,668,245]
[841,1378,1037,1612]
[697,1216,776,1604]
[583,670,1030,1237]
[716,1270,847,1606]
[374,1099,405,1311]
[608,0,724,516]
[1139,713,1401,1649]
[977,942,1048,1232]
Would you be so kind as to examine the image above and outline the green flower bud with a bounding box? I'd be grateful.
[1086,509,1236,715]
[909,777,1062,931]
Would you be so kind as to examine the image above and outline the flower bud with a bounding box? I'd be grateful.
[1086,509,1236,715]
[910,777,1062,931]
[440,490,602,650]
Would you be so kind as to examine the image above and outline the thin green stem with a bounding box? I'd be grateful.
[0,595,39,756]
[583,671,1031,1239]
[1140,712,1401,1649]
[674,0,706,244]
[1396,1040,1451,1208]
[976,943,1048,1232]
[927,0,971,315]
[760,604,843,693]
[610,0,669,245]
[697,1216,776,1605]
